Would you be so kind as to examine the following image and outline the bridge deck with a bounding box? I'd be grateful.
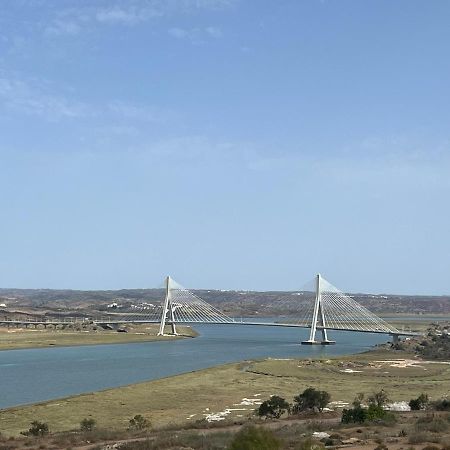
[0,319,419,336]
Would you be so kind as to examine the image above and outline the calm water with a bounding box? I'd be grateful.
[0,323,389,409]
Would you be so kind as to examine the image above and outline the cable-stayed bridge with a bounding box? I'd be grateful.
[1,274,417,344]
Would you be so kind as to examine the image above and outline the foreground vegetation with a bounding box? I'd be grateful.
[0,324,197,350]
[1,398,450,449]
[2,347,450,437]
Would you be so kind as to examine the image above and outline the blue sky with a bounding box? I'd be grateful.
[0,0,449,294]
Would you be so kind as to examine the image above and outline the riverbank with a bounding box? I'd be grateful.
[0,324,197,351]
[2,347,450,437]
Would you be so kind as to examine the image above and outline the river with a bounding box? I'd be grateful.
[0,322,391,409]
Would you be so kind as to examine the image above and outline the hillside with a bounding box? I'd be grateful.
[1,287,450,318]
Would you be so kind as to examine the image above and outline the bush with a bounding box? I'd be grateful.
[409,393,429,411]
[408,432,441,444]
[341,404,395,424]
[433,398,450,411]
[228,426,281,450]
[21,421,49,437]
[415,414,448,433]
[80,418,96,432]
[292,388,330,413]
[294,437,325,450]
[341,406,367,424]
[128,415,150,431]
[258,396,290,419]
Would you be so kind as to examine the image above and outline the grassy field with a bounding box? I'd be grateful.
[2,348,450,437]
[0,324,197,351]
[380,314,450,333]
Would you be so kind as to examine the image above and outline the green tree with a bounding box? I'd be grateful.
[80,418,96,432]
[292,388,330,413]
[128,414,150,430]
[258,396,290,419]
[228,426,281,450]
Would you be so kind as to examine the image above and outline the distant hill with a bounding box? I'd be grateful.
[1,287,449,317]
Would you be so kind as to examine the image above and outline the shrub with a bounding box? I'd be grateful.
[341,406,367,424]
[373,445,388,450]
[80,418,96,432]
[415,414,448,433]
[341,404,395,424]
[258,396,290,419]
[409,393,429,411]
[408,432,441,444]
[128,415,150,431]
[21,421,49,437]
[433,398,450,411]
[292,388,330,413]
[228,426,281,450]
[294,437,325,450]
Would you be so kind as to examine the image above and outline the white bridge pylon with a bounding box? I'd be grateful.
[156,274,403,343]
[157,276,235,336]
[299,273,401,344]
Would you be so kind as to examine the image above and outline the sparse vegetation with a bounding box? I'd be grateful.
[21,421,49,437]
[80,417,96,432]
[128,414,151,430]
[228,426,281,450]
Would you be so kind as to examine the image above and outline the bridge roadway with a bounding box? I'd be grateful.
[0,318,418,337]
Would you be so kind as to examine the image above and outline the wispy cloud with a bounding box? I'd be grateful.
[0,73,172,124]
[40,0,235,38]
[95,6,162,25]
[44,19,81,37]
[108,101,173,123]
[0,76,93,120]
[168,26,223,43]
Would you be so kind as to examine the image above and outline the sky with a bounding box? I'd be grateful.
[0,0,449,295]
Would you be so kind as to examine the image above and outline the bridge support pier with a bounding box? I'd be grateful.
[391,334,400,345]
[302,274,335,345]
[158,276,178,336]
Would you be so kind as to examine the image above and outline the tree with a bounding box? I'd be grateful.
[80,418,96,432]
[368,389,389,408]
[409,393,429,411]
[228,426,281,450]
[292,388,330,413]
[22,421,49,436]
[258,396,290,419]
[128,414,150,430]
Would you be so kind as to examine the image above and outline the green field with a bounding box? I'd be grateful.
[0,324,197,351]
[2,348,450,437]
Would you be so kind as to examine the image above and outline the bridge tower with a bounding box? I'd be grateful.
[301,274,335,345]
[158,276,178,336]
